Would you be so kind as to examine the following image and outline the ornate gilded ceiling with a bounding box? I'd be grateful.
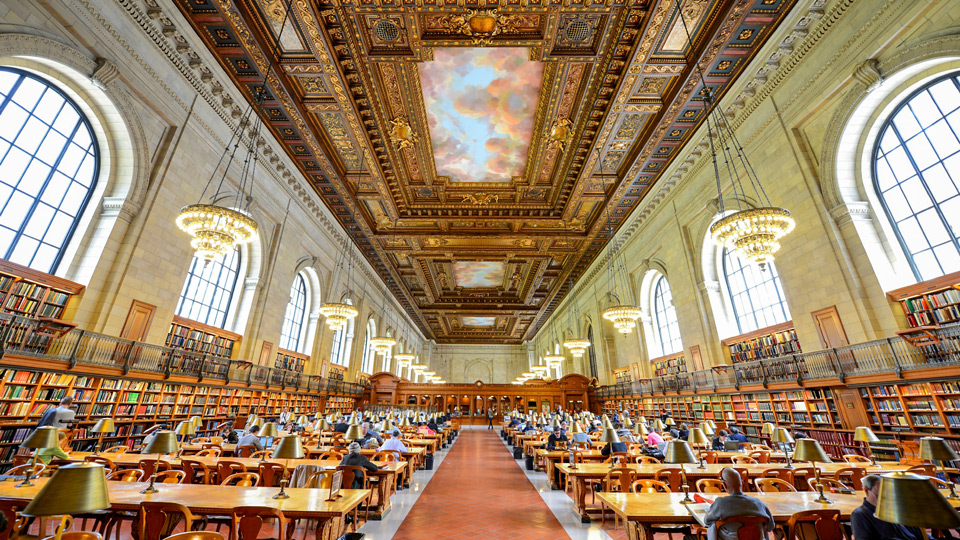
[175,0,797,344]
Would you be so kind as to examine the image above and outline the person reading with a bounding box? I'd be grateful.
[339,442,379,489]
[704,468,775,540]
[378,429,408,453]
[37,397,75,428]
[851,474,924,540]
[237,424,264,451]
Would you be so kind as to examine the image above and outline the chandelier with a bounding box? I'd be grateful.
[562,338,590,358]
[710,207,795,270]
[603,305,644,335]
[319,151,365,331]
[544,354,564,368]
[395,353,415,366]
[597,153,643,335]
[319,302,358,331]
[176,89,264,261]
[562,279,590,357]
[370,336,396,355]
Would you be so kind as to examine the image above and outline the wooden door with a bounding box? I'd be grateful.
[689,345,704,371]
[833,387,870,430]
[259,341,273,366]
[811,306,849,348]
[120,300,155,341]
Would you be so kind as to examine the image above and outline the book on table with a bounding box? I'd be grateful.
[685,503,711,527]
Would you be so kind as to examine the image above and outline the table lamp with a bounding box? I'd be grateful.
[174,421,196,457]
[636,422,649,439]
[141,430,178,493]
[600,427,621,469]
[571,421,584,435]
[90,418,115,456]
[687,428,710,469]
[664,440,698,503]
[190,416,202,429]
[699,422,715,437]
[18,426,59,487]
[794,439,833,503]
[877,471,960,534]
[382,418,395,432]
[761,422,775,436]
[252,417,264,429]
[297,415,308,426]
[314,412,323,421]
[772,427,795,468]
[622,415,633,429]
[920,437,959,500]
[601,415,613,429]
[854,427,882,468]
[271,435,304,499]
[318,417,331,431]
[653,419,665,431]
[665,417,676,427]
[400,416,411,428]
[22,463,110,540]
[345,420,364,442]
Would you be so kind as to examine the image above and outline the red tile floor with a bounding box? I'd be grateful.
[391,430,573,540]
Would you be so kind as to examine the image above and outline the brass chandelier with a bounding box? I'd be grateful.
[562,280,590,358]
[597,152,642,335]
[371,336,397,355]
[319,234,359,330]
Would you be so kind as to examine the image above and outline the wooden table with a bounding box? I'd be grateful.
[63,453,404,519]
[535,449,640,489]
[0,478,370,540]
[596,490,960,540]
[557,462,931,521]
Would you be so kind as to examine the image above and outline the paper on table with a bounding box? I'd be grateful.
[684,502,712,528]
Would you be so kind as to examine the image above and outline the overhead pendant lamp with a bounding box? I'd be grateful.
[596,151,642,335]
[561,279,591,358]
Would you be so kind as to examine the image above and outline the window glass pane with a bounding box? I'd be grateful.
[652,275,683,356]
[0,105,28,143]
[279,274,307,353]
[925,120,960,160]
[893,107,922,139]
[33,90,64,126]
[176,247,241,329]
[930,80,960,113]
[723,248,790,334]
[910,92,942,128]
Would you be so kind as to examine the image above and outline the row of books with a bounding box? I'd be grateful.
[653,356,687,377]
[899,288,960,313]
[933,381,960,393]
[727,329,802,364]
[905,307,959,327]
[0,427,31,443]
[1,385,31,399]
[910,413,944,427]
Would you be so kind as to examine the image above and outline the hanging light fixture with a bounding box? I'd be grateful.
[672,2,795,269]
[543,326,565,371]
[370,335,396,355]
[561,279,590,357]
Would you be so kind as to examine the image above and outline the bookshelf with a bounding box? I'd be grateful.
[613,367,631,384]
[722,321,801,364]
[652,352,687,377]
[887,270,960,328]
[325,396,355,416]
[0,259,84,321]
[326,364,345,381]
[275,349,308,373]
[165,315,240,360]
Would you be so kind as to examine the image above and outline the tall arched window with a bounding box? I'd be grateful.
[176,247,240,329]
[873,72,960,281]
[329,313,353,367]
[723,249,790,334]
[360,319,376,374]
[586,325,598,379]
[652,275,683,356]
[0,68,99,273]
[279,274,307,353]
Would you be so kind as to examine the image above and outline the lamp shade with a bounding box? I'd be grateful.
[854,426,880,443]
[761,422,776,435]
[665,417,676,426]
[877,471,960,529]
[699,422,715,436]
[400,416,411,427]
[143,431,179,454]
[344,423,364,441]
[252,418,263,429]
[664,440,698,464]
[599,427,621,444]
[653,419,665,431]
[920,437,959,462]
[21,427,60,450]
[637,423,650,437]
[772,427,794,444]
[571,422,584,434]
[622,416,633,429]
[260,422,279,438]
[297,415,308,425]
[601,415,613,429]
[90,419,115,433]
[382,419,395,431]
[272,435,305,459]
[348,411,358,424]
[318,418,331,431]
[174,422,196,436]
[688,428,710,445]
[190,416,202,428]
[793,439,831,463]
[22,463,110,517]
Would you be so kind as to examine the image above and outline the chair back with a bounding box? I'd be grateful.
[714,515,769,540]
[696,478,726,493]
[731,455,758,465]
[337,465,366,488]
[756,477,797,493]
[701,451,718,464]
[163,533,225,540]
[630,479,669,493]
[748,450,771,464]
[790,467,817,491]
[180,459,211,485]
[372,452,397,462]
[808,477,849,492]
[217,460,246,481]
[319,452,343,461]
[196,449,221,458]
[730,467,750,490]
[233,506,288,540]
[572,441,590,451]
[0,499,25,540]
[138,459,161,478]
[603,467,636,492]
[250,450,272,460]
[154,470,186,484]
[192,438,210,444]
[222,472,260,487]
[41,532,102,540]
[653,468,684,492]
[106,469,144,482]
[103,446,128,454]
[907,464,936,476]
[306,470,336,489]
[928,476,952,489]
[750,444,772,451]
[786,509,843,540]
[84,455,116,472]
[138,501,195,540]
[6,463,45,478]
[842,454,871,464]
[257,462,285,487]
[636,456,661,465]
[763,468,793,482]
[833,466,865,490]
[236,445,257,458]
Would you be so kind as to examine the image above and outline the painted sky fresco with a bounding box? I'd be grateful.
[462,317,496,327]
[453,261,505,288]
[420,48,544,183]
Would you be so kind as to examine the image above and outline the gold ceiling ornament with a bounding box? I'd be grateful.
[388,116,417,150]
[437,9,519,46]
[547,118,573,153]
[462,192,499,206]
[370,336,397,355]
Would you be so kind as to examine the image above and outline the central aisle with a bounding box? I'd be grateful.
[390,429,572,540]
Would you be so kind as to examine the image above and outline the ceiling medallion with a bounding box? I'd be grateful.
[388,116,417,150]
[462,192,499,206]
[547,118,573,153]
[438,9,518,46]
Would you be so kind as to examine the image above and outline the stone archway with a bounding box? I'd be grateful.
[463,359,492,383]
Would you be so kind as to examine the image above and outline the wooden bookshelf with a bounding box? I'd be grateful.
[652,352,687,377]
[275,349,308,373]
[325,364,345,381]
[887,270,960,328]
[722,321,801,364]
[325,396,354,416]
[0,259,84,321]
[613,367,631,384]
[165,315,240,360]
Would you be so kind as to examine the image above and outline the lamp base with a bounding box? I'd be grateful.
[679,495,694,504]
[15,478,34,488]
[813,493,833,504]
[140,486,159,494]
[272,490,290,500]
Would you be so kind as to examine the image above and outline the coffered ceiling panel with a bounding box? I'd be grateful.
[175,0,798,344]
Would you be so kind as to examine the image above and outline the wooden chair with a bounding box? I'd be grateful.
[216,461,246,484]
[701,451,718,464]
[928,476,952,489]
[635,455,661,465]
[257,462,285,488]
[749,450,771,464]
[249,450,272,460]
[785,509,843,540]
[318,452,343,461]
[907,464,936,476]
[221,472,260,487]
[843,454,872,464]
[697,516,770,540]
[371,451,397,462]
[180,459,214,485]
[654,468,685,492]
[790,467,817,492]
[306,470,337,489]
[731,455,758,465]
[200,443,223,454]
[84,456,116,472]
[600,468,637,527]
[750,444,773,452]
[808,477,849,492]
[6,463,45,479]
[337,466,371,529]
[756,478,797,493]
[196,449,220,458]
[604,451,629,465]
[164,533,224,540]
[763,468,793,483]
[232,506,289,540]
[138,459,171,478]
[571,441,590,451]
[106,469,144,482]
[41,532,102,540]
[236,446,257,458]
[137,501,196,540]
[696,478,726,493]
[729,467,751,491]
[833,467,865,490]
[630,479,670,493]
[103,446,128,455]
[154,470,186,484]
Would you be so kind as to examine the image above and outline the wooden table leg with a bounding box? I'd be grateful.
[624,522,654,540]
[573,476,590,522]
[315,516,346,540]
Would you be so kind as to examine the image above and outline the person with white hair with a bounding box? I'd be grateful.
[704,468,775,540]
[378,429,408,453]
[338,442,379,489]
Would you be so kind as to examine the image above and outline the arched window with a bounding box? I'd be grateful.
[176,247,240,329]
[279,274,308,353]
[360,319,376,374]
[0,67,99,273]
[723,249,791,334]
[586,325,598,379]
[873,72,960,281]
[329,313,353,367]
[652,275,683,356]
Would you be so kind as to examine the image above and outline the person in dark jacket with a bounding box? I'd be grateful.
[546,425,568,451]
[711,429,729,451]
[600,439,628,456]
[677,423,690,441]
[339,442,379,489]
[333,418,349,433]
[727,426,748,443]
[851,474,923,540]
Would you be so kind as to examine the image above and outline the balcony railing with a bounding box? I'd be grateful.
[596,325,960,399]
[0,314,363,397]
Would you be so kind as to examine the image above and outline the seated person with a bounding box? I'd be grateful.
[705,468,775,540]
[427,419,439,432]
[378,429,408,454]
[360,423,382,448]
[508,417,520,428]
[237,424,264,451]
[852,474,924,540]
[546,425,568,451]
[727,427,748,443]
[600,437,628,456]
[523,423,538,434]
[339,442,379,489]
[333,418,349,433]
[712,430,729,450]
[646,428,665,447]
[37,429,71,465]
[614,422,636,443]
[570,426,591,445]
[678,423,690,441]
[416,422,436,436]
[219,424,239,444]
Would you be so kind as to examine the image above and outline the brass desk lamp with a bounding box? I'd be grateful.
[854,427,882,468]
[687,428,710,469]
[793,438,833,503]
[664,440,698,503]
[600,427,621,469]
[877,471,960,538]
[90,418,115,456]
[22,463,110,540]
[920,437,959,500]
[18,426,59,487]
[141,430,178,494]
[271,435,304,499]
[772,427,795,468]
